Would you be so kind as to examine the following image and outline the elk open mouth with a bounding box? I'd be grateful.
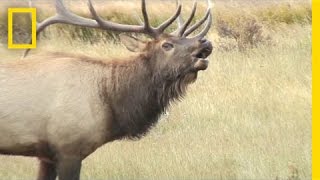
[193,46,212,71]
[195,46,212,59]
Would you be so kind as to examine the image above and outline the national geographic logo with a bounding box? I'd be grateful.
[7,8,37,49]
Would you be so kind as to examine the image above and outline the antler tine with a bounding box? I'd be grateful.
[175,0,184,29]
[193,11,212,39]
[183,7,210,37]
[170,0,183,36]
[187,0,213,39]
[156,4,182,32]
[177,0,197,37]
[141,0,151,30]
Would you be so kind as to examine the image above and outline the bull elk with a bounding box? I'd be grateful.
[0,0,213,179]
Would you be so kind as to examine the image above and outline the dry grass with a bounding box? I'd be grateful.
[0,0,311,49]
[0,0,311,179]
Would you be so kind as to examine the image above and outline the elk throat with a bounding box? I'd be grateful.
[100,58,197,140]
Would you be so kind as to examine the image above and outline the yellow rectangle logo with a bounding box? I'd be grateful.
[7,8,37,49]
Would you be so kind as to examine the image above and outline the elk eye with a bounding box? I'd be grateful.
[162,42,174,51]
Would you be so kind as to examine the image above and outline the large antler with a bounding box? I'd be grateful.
[24,0,213,57]
[87,0,181,38]
[23,0,181,57]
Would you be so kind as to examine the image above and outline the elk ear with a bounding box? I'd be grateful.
[119,34,146,52]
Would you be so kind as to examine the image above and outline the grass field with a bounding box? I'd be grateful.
[0,0,311,179]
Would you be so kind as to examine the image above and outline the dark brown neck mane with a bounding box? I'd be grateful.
[98,54,195,140]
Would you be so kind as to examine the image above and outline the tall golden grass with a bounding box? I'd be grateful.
[0,0,311,179]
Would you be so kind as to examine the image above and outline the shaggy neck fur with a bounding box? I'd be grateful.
[100,54,196,140]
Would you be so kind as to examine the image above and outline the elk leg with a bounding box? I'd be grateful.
[37,160,57,180]
[57,157,82,180]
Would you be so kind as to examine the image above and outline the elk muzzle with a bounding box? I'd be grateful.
[192,39,213,71]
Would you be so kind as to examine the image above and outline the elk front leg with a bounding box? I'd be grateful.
[57,157,82,180]
[37,160,57,180]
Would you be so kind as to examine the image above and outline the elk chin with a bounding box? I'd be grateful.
[194,59,209,71]
[184,72,198,84]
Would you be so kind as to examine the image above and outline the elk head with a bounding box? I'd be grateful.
[121,33,212,81]
[25,0,213,87]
